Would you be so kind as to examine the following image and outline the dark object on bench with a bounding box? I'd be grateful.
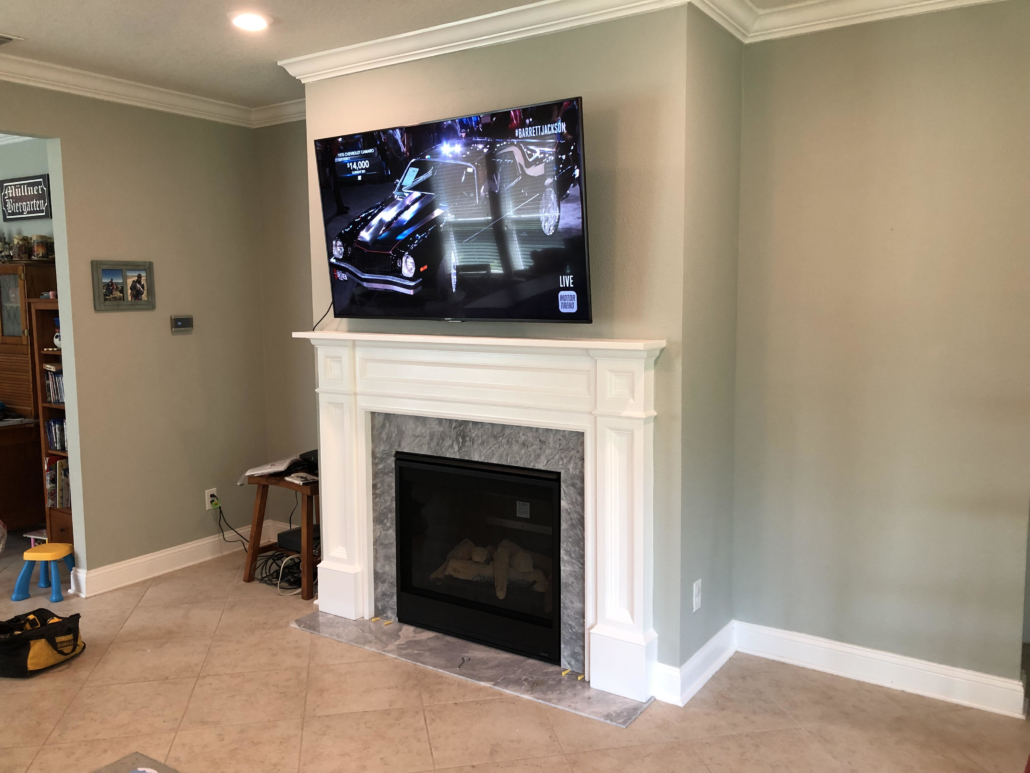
[242,474,320,600]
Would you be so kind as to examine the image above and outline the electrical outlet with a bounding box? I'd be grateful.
[693,579,702,612]
[205,488,218,510]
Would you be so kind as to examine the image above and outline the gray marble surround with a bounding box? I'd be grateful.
[293,611,650,727]
[371,413,585,673]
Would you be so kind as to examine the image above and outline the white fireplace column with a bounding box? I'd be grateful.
[295,331,665,702]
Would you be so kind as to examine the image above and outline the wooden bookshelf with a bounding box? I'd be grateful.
[28,298,72,546]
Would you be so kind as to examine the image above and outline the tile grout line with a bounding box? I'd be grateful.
[295,587,311,773]
[163,554,244,763]
[32,576,155,754]
[416,675,438,771]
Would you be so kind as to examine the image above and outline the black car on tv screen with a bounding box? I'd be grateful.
[314,98,590,322]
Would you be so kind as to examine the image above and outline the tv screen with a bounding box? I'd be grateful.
[314,97,590,322]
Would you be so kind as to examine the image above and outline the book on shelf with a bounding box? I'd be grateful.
[44,456,71,509]
[57,459,70,508]
[45,456,57,507]
[42,364,64,404]
[45,417,67,452]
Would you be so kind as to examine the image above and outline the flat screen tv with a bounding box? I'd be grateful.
[313,97,590,322]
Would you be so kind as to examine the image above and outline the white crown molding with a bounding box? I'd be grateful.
[278,0,1010,83]
[251,98,307,128]
[0,53,304,129]
[691,0,757,40]
[743,0,1007,41]
[0,0,1004,126]
[279,0,687,82]
[68,519,291,597]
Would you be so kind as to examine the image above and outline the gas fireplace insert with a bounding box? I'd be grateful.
[395,451,562,664]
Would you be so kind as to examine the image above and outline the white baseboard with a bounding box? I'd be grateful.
[735,620,1026,719]
[651,620,735,706]
[68,520,290,597]
[650,619,1025,719]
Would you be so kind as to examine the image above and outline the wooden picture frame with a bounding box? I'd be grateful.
[91,260,155,312]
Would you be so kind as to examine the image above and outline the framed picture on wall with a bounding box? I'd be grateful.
[91,260,155,312]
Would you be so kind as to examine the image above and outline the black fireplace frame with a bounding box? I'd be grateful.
[394,451,562,665]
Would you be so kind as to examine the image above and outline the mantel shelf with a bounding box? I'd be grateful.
[294,330,666,355]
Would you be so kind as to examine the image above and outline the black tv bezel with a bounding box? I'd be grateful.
[315,96,592,324]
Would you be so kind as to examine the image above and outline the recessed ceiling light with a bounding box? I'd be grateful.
[232,13,269,32]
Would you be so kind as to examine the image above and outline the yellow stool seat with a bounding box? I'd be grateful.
[23,543,73,562]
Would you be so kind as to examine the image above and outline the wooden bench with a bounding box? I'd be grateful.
[241,474,319,600]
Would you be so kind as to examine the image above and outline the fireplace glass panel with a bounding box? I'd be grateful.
[395,452,561,664]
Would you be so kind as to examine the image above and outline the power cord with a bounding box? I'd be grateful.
[287,491,298,529]
[312,300,333,331]
[253,551,309,595]
[210,492,315,596]
[209,494,248,549]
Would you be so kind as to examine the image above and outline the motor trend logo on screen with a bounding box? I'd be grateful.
[1,175,51,222]
[558,274,577,313]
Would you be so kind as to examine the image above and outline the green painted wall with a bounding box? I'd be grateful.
[734,1,1030,679]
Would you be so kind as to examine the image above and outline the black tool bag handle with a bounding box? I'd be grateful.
[41,614,80,656]
[0,609,80,655]
[0,609,48,637]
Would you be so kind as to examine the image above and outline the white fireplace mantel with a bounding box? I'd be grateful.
[295,330,665,702]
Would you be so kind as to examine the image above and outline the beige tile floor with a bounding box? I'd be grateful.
[0,548,1028,773]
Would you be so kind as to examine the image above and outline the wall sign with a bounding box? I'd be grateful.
[1,175,51,222]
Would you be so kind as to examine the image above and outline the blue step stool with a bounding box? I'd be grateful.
[11,543,75,603]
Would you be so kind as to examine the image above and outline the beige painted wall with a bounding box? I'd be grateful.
[255,120,318,519]
[304,8,689,663]
[680,5,741,663]
[0,82,314,569]
[735,1,1030,678]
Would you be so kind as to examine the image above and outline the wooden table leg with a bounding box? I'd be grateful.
[301,493,314,600]
[243,484,269,583]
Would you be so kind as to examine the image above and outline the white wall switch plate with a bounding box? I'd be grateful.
[693,579,702,612]
[205,488,218,510]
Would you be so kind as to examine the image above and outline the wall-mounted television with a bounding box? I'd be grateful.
[314,97,591,322]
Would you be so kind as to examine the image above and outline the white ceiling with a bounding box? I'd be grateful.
[0,0,1004,114]
[0,0,538,108]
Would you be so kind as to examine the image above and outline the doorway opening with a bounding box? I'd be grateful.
[0,132,78,571]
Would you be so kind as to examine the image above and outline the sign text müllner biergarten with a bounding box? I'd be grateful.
[1,175,51,222]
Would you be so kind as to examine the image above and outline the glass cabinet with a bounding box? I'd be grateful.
[0,267,25,340]
[0,262,57,417]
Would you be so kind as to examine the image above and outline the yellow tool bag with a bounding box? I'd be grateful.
[0,608,84,678]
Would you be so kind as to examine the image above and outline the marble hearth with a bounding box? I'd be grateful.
[371,413,585,672]
[295,331,665,702]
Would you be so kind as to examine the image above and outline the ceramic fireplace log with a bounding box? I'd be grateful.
[498,539,534,573]
[528,551,551,573]
[440,559,548,597]
[443,559,495,581]
[494,547,510,598]
[429,538,476,580]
